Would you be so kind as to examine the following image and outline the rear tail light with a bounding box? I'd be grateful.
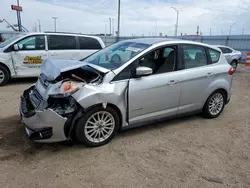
[228,67,234,75]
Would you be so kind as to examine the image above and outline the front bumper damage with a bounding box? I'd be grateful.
[20,86,75,143]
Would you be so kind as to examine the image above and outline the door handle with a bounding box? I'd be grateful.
[167,80,179,86]
[206,72,214,77]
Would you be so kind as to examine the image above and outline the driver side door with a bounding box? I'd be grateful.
[11,35,48,77]
[128,45,182,124]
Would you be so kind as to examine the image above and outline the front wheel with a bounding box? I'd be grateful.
[75,106,120,147]
[203,91,225,118]
[0,65,10,86]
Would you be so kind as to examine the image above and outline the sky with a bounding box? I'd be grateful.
[0,0,250,36]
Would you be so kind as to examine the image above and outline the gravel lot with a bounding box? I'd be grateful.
[0,65,249,188]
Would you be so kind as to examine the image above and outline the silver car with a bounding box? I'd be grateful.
[215,45,242,70]
[20,38,234,147]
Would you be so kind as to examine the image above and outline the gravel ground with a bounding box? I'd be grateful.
[0,65,249,188]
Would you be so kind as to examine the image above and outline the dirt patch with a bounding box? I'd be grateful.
[0,65,249,188]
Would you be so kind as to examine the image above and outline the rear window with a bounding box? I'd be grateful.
[208,48,220,63]
[79,37,102,50]
[48,35,76,50]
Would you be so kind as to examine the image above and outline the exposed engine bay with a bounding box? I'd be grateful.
[53,65,103,84]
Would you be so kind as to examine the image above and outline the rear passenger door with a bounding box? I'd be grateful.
[47,35,80,60]
[178,44,216,114]
[78,36,103,60]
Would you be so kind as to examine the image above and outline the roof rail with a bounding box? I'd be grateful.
[43,31,112,36]
[44,31,83,34]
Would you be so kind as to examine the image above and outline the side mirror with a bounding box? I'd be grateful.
[13,44,19,51]
[136,66,153,77]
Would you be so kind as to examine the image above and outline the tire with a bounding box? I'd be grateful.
[75,106,120,147]
[203,90,226,118]
[230,60,238,71]
[0,64,10,86]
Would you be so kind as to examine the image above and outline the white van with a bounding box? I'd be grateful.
[0,32,105,85]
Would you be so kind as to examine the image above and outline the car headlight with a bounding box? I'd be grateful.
[49,81,85,97]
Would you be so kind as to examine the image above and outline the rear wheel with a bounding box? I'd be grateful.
[230,60,238,71]
[0,65,10,86]
[75,106,120,147]
[203,91,225,118]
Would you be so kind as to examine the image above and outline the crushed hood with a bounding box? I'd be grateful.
[41,59,110,81]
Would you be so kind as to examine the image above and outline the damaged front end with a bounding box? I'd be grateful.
[20,86,70,142]
[20,59,108,143]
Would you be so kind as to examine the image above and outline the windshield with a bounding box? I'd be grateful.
[81,41,151,69]
[0,34,26,48]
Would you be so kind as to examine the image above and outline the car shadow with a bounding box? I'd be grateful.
[0,113,203,162]
[0,115,72,162]
[117,115,202,139]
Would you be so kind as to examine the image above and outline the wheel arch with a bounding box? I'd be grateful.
[230,59,238,64]
[0,62,11,77]
[84,102,123,130]
[203,88,228,109]
[68,102,124,139]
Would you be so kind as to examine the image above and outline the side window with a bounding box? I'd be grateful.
[79,37,102,50]
[208,48,220,63]
[112,63,137,81]
[182,44,207,69]
[48,35,76,50]
[163,47,174,57]
[16,35,45,50]
[219,47,232,54]
[139,46,176,74]
[112,45,177,81]
[225,48,233,53]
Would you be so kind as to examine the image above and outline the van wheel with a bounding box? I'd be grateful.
[203,91,225,118]
[75,106,120,147]
[0,65,10,86]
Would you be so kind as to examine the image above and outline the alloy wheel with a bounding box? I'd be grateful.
[84,111,115,143]
[208,93,224,116]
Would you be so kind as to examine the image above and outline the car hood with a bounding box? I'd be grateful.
[41,59,110,81]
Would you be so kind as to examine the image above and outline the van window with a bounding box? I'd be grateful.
[16,35,45,50]
[79,37,102,49]
[48,35,76,50]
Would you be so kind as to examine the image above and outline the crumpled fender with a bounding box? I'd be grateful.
[72,82,128,128]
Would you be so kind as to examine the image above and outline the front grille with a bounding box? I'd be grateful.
[28,127,53,140]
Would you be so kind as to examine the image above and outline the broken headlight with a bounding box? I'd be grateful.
[49,81,85,97]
